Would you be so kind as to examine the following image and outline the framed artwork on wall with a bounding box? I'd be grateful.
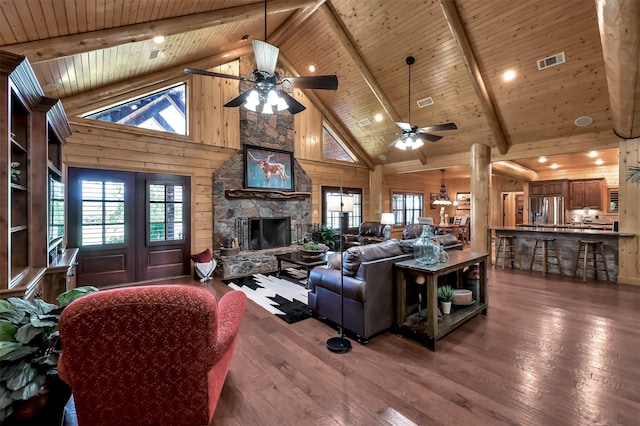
[429,193,438,209]
[244,145,294,191]
[456,192,471,210]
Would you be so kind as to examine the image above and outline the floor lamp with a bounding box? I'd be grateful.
[326,184,354,353]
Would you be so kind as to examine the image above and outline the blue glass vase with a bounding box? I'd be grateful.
[413,225,441,265]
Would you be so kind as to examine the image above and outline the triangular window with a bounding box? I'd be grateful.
[323,123,355,162]
[83,83,187,135]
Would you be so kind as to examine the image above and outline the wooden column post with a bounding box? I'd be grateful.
[618,139,640,285]
[369,166,384,221]
[470,143,491,255]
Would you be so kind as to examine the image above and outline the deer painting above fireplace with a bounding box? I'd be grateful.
[244,145,294,191]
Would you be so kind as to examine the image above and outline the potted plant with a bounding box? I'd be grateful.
[300,241,329,260]
[437,285,454,314]
[313,225,338,250]
[0,286,99,422]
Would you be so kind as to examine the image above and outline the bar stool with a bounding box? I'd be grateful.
[529,237,563,277]
[495,234,522,270]
[573,240,610,283]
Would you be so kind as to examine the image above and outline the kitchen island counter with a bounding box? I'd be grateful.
[491,227,634,282]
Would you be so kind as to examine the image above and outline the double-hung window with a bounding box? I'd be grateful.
[392,192,424,226]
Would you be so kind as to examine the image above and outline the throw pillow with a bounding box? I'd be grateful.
[325,252,343,270]
[190,248,213,263]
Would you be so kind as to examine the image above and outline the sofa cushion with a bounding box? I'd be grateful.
[325,252,343,270]
[342,240,403,277]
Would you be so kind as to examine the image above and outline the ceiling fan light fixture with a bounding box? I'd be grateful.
[276,96,289,111]
[261,103,274,114]
[267,90,280,105]
[394,138,408,150]
[412,139,424,149]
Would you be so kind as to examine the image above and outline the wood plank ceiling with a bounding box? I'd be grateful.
[0,0,636,174]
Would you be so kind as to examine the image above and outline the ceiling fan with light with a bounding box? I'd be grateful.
[389,56,457,150]
[184,0,338,115]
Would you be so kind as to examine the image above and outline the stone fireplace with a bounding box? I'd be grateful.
[213,92,312,277]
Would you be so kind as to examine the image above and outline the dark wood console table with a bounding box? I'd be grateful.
[394,251,489,350]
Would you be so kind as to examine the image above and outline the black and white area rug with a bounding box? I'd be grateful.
[223,268,312,324]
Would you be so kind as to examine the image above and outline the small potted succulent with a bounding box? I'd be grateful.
[437,285,454,314]
[0,286,99,422]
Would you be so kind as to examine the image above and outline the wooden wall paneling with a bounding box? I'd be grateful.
[64,121,235,255]
[294,90,323,161]
[297,159,369,224]
[618,139,639,285]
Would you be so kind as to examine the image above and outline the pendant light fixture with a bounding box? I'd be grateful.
[432,169,452,205]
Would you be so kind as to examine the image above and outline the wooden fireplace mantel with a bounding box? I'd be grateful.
[224,188,311,200]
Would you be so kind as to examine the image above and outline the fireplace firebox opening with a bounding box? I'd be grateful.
[249,217,291,250]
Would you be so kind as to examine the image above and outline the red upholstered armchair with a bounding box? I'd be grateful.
[58,285,247,426]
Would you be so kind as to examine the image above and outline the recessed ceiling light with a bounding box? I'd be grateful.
[379,154,387,161]
[538,156,547,163]
[503,70,516,81]
[241,34,249,41]
[588,150,598,158]
[153,35,165,44]
[575,116,593,126]
[308,65,316,72]
[595,158,604,165]
[550,163,559,169]
[374,114,383,122]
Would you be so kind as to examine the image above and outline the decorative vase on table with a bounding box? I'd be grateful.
[413,225,441,265]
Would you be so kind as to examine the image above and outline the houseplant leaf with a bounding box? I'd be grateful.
[0,300,14,314]
[57,286,100,307]
[0,342,22,358]
[0,345,38,362]
[2,362,37,391]
[15,324,43,344]
[0,320,17,341]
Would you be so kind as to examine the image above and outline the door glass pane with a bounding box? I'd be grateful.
[80,180,125,246]
[148,183,184,242]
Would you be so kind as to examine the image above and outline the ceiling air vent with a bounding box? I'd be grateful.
[358,118,372,127]
[149,49,162,60]
[417,97,434,108]
[537,51,566,70]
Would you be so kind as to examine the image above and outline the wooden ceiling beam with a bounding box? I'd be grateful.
[318,3,428,165]
[440,0,510,155]
[269,1,327,46]
[492,161,538,182]
[596,0,640,139]
[2,0,314,64]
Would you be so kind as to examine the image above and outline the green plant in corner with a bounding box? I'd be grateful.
[437,285,455,302]
[0,286,99,422]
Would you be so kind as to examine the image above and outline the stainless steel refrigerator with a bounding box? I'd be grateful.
[529,196,565,225]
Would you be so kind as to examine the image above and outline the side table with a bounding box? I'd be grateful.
[394,251,489,351]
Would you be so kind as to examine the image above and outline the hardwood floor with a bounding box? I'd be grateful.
[194,266,640,426]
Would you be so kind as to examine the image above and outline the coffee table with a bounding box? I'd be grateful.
[276,251,327,287]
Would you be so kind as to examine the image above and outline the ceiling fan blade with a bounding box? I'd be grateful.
[416,133,443,143]
[395,122,413,132]
[417,122,458,132]
[184,68,250,82]
[282,75,338,90]
[253,39,279,74]
[277,91,306,114]
[224,91,252,108]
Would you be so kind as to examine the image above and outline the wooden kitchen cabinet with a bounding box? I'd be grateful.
[529,179,568,197]
[569,179,604,210]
